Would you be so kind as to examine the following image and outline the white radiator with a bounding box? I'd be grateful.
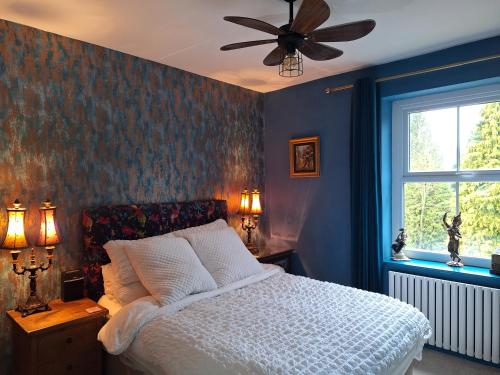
[388,271,500,364]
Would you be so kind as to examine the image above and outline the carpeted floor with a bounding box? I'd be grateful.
[413,348,499,375]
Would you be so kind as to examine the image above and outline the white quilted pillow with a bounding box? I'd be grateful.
[103,233,175,285]
[170,219,227,238]
[102,263,116,297]
[183,227,264,287]
[101,264,149,305]
[104,220,227,285]
[124,236,217,306]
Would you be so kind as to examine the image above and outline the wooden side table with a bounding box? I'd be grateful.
[256,248,295,273]
[7,298,108,375]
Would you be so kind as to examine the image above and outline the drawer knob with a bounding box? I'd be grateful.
[66,337,73,344]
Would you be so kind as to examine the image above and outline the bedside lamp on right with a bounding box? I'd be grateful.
[239,188,262,254]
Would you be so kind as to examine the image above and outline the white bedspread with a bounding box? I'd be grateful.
[99,268,431,375]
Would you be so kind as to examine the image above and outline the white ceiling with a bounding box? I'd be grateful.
[1,0,499,92]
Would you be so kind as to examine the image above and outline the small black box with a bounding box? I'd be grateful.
[491,254,500,276]
[61,269,84,302]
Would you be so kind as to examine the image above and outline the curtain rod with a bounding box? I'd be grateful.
[324,53,500,94]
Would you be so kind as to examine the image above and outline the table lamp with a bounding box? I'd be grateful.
[1,199,61,317]
[239,188,263,253]
[36,199,61,263]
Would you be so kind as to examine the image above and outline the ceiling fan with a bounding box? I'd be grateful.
[220,0,375,76]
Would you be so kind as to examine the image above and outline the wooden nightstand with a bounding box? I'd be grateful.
[7,298,108,375]
[256,248,294,273]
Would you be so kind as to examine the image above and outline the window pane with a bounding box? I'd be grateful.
[404,182,456,251]
[409,108,457,172]
[459,182,499,258]
[460,102,500,171]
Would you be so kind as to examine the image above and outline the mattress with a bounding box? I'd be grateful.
[99,267,431,375]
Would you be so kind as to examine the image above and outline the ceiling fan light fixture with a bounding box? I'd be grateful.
[279,50,303,78]
[221,0,375,79]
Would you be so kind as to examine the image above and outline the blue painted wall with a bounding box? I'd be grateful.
[264,36,500,286]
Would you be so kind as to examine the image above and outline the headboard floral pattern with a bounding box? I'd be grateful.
[82,199,228,301]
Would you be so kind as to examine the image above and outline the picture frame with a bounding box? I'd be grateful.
[289,136,320,178]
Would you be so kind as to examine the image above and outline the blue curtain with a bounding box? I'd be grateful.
[350,77,383,292]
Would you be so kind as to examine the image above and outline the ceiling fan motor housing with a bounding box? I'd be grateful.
[278,29,304,54]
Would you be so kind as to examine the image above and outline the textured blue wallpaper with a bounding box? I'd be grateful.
[0,19,264,370]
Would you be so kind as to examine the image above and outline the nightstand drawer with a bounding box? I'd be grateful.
[38,319,100,364]
[8,299,108,375]
[38,347,101,375]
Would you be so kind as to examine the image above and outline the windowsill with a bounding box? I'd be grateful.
[403,248,491,268]
[385,258,496,277]
[383,258,499,290]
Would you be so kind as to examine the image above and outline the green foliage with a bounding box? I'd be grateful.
[461,102,500,170]
[405,113,455,250]
[405,183,454,250]
[409,113,445,171]
[459,102,500,257]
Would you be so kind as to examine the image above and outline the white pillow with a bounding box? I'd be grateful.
[124,236,217,306]
[183,227,264,287]
[170,219,228,238]
[103,220,226,285]
[102,263,116,297]
[101,263,149,305]
[103,233,174,285]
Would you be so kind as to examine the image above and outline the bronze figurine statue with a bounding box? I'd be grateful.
[442,212,463,267]
[391,228,409,261]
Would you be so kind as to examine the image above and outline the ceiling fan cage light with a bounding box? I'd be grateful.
[279,51,303,77]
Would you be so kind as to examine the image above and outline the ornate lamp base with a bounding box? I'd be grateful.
[241,216,259,255]
[11,248,53,317]
[17,294,50,317]
[446,260,464,268]
[392,252,410,261]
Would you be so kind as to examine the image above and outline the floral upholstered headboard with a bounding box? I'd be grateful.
[82,199,228,301]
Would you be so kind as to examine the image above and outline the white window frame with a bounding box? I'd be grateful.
[392,83,500,268]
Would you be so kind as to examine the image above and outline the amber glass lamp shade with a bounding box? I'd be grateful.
[238,188,251,215]
[1,199,29,252]
[35,199,61,249]
[250,189,263,216]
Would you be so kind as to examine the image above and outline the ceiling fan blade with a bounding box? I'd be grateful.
[263,46,285,66]
[308,20,376,42]
[223,16,284,36]
[291,0,330,34]
[298,40,343,61]
[221,39,277,51]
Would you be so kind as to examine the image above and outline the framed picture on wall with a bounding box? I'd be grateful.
[289,136,320,178]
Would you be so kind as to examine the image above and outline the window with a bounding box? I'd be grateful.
[392,84,500,268]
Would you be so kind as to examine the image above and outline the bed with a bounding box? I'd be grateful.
[82,199,431,375]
